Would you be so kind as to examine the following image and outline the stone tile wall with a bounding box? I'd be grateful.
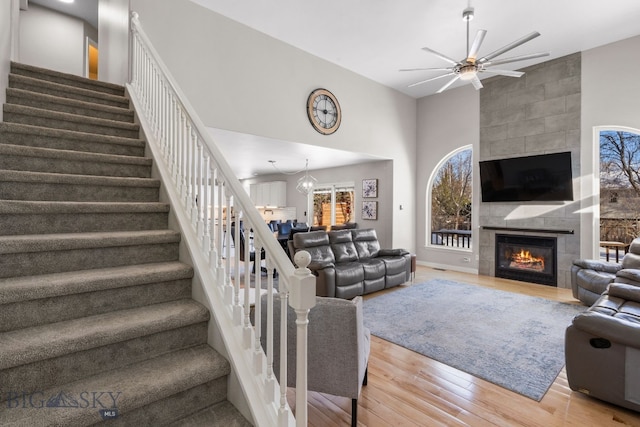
[478,53,581,288]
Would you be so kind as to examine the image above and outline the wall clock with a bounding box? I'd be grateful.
[306,88,341,135]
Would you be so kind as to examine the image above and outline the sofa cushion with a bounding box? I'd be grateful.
[351,228,381,259]
[293,230,335,265]
[329,230,359,263]
[360,258,386,279]
[616,269,640,286]
[334,262,365,287]
[381,256,407,275]
[622,252,640,270]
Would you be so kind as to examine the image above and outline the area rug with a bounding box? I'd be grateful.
[363,279,585,401]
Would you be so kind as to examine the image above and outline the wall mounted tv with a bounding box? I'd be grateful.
[479,152,574,202]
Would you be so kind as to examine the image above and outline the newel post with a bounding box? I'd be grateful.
[288,251,316,427]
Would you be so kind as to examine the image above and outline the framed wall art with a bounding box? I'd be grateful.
[362,201,378,220]
[362,179,378,198]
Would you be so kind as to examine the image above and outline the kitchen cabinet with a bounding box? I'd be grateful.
[250,181,286,207]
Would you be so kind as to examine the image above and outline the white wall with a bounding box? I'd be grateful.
[242,160,395,248]
[130,0,417,251]
[98,0,129,84]
[580,35,640,258]
[416,85,480,272]
[415,35,640,273]
[0,0,15,121]
[19,4,90,76]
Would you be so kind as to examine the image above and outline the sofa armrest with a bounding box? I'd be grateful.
[571,311,640,348]
[378,248,409,257]
[573,259,622,274]
[309,265,336,297]
[308,260,335,270]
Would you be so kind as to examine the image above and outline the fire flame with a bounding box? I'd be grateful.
[509,249,545,271]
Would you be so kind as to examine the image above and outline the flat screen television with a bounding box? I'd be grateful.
[479,152,574,202]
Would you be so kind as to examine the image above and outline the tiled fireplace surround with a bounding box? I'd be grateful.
[478,53,581,289]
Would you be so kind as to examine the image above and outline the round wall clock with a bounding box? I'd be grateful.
[306,88,341,135]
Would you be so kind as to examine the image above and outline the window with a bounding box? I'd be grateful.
[428,147,472,249]
[599,129,640,245]
[313,184,355,227]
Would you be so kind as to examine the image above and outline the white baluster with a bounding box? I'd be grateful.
[189,129,200,226]
[279,290,290,427]
[225,193,233,290]
[289,251,316,427]
[232,210,242,325]
[243,225,254,348]
[254,246,264,375]
[209,165,219,270]
[201,154,210,253]
[195,142,204,230]
[265,257,276,402]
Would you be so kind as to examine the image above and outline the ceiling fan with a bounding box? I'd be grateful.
[401,7,549,93]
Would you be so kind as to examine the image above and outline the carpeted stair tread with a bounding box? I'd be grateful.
[0,200,168,214]
[0,261,193,305]
[0,143,152,167]
[0,299,210,370]
[0,122,146,156]
[4,104,140,138]
[170,401,253,427]
[0,345,229,426]
[8,73,129,108]
[0,200,170,235]
[0,143,152,178]
[7,87,134,122]
[0,229,180,254]
[11,61,125,96]
[0,169,160,187]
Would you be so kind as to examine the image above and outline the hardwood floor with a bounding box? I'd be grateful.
[288,265,640,426]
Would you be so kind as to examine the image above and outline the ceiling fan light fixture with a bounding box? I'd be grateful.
[458,65,477,81]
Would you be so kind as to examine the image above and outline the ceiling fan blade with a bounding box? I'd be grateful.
[478,31,541,63]
[408,72,456,88]
[421,47,460,66]
[467,29,487,60]
[399,67,454,72]
[436,75,460,93]
[482,68,525,78]
[471,76,483,90]
[483,52,550,67]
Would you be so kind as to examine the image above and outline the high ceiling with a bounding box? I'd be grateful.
[192,0,640,99]
[29,0,98,29]
[27,0,640,177]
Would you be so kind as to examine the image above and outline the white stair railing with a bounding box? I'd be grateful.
[127,12,316,427]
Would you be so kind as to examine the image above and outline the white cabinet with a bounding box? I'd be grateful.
[250,181,286,207]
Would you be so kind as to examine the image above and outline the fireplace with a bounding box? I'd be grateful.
[495,234,557,286]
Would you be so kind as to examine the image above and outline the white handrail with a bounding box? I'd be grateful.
[127,12,316,427]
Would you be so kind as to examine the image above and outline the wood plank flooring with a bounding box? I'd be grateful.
[288,265,640,426]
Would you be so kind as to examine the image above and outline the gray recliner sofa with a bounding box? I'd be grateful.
[571,238,640,305]
[291,228,411,299]
[565,282,640,412]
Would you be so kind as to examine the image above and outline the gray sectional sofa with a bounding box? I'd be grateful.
[291,228,411,299]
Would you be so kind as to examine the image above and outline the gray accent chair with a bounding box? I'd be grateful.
[259,294,370,427]
[565,283,640,412]
[571,238,640,305]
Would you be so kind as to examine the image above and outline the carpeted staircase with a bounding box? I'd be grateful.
[0,62,251,426]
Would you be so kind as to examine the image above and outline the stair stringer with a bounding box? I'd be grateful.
[127,87,290,427]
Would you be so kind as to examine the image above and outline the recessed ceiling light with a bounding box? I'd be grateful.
[59,0,74,3]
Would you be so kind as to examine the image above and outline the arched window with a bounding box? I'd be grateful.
[599,129,640,245]
[428,146,472,250]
